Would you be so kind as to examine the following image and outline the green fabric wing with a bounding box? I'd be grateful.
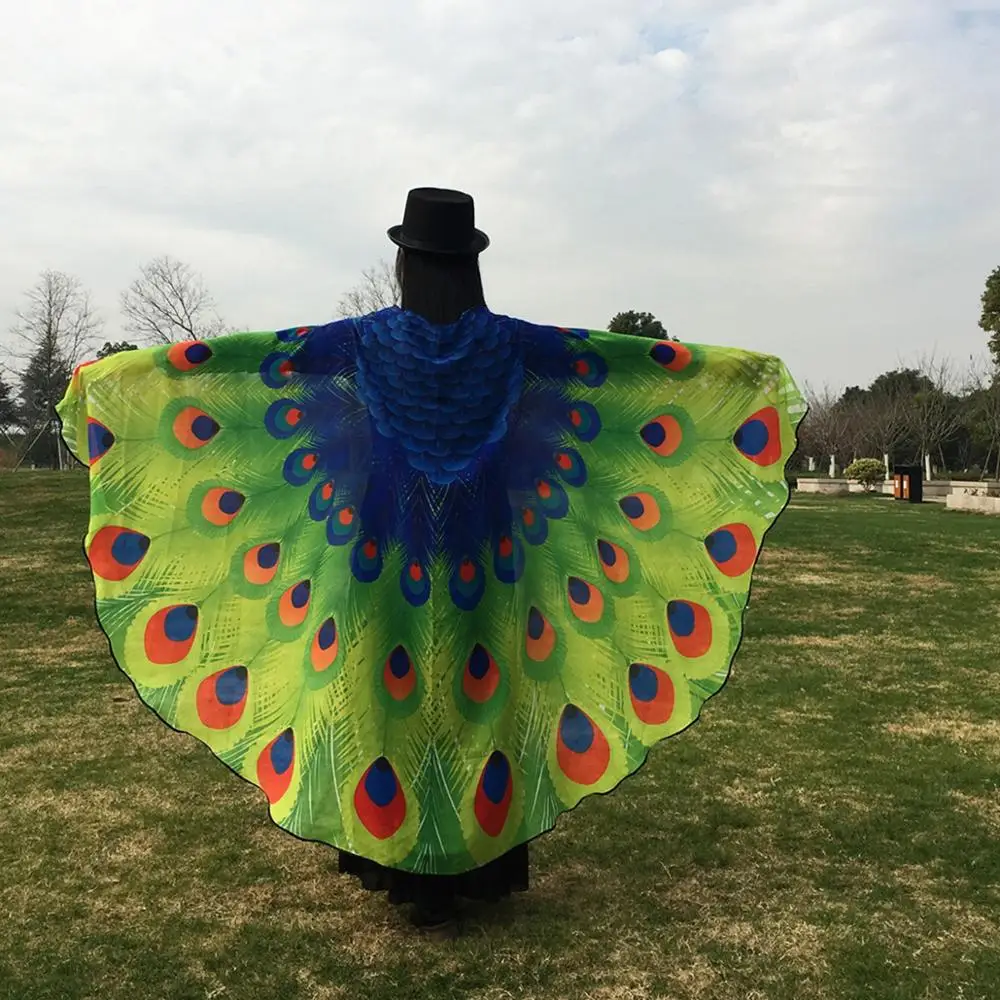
[57,322,804,874]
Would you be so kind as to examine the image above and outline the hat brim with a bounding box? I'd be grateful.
[387,225,490,255]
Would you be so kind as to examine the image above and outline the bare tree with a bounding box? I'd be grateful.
[9,270,102,468]
[121,255,228,344]
[798,383,855,472]
[839,395,873,464]
[862,388,910,472]
[335,259,400,317]
[906,353,970,479]
[10,270,101,367]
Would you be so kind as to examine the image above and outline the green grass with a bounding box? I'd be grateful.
[2,474,1000,1000]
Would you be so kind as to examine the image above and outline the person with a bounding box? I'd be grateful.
[335,191,530,931]
[56,186,804,936]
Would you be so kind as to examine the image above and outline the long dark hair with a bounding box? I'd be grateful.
[395,247,486,325]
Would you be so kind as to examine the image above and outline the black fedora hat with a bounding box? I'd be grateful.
[388,187,490,255]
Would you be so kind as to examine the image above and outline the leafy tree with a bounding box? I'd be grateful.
[967,358,1000,479]
[607,310,670,339]
[121,255,227,344]
[868,369,935,398]
[980,265,1000,366]
[96,340,139,359]
[19,341,73,467]
[844,458,886,492]
[0,371,20,430]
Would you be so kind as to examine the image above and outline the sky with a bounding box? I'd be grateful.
[1,0,999,392]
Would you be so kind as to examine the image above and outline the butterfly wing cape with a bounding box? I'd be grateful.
[57,309,805,874]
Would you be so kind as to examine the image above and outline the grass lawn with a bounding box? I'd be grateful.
[2,473,1000,1000]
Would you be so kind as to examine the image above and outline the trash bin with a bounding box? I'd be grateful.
[892,464,923,503]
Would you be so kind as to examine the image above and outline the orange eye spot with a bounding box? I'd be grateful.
[667,600,713,658]
[278,580,311,628]
[526,607,556,661]
[640,415,683,458]
[202,487,245,526]
[619,492,660,531]
[567,577,604,623]
[597,540,630,584]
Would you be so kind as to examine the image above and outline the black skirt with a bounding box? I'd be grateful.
[338,843,529,909]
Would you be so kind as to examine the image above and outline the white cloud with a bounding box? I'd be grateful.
[1,0,998,389]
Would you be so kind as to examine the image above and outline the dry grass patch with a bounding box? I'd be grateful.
[575,983,655,999]
[291,972,350,1000]
[885,864,1000,949]
[13,786,168,826]
[884,713,1000,755]
[772,707,837,725]
[949,790,1000,833]
[786,572,839,586]
[955,542,1000,556]
[0,553,60,572]
[785,603,869,625]
[781,782,887,817]
[717,778,777,810]
[698,916,832,973]
[0,698,214,792]
[7,631,108,664]
[770,633,937,653]
[901,573,957,595]
[756,548,830,570]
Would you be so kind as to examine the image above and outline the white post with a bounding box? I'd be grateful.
[807,456,816,472]
[829,455,836,479]
[924,452,932,482]
[883,453,890,480]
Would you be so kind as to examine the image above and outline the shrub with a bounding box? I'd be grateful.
[950,466,983,481]
[844,458,886,492]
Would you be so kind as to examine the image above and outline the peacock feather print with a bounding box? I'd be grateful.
[57,307,805,874]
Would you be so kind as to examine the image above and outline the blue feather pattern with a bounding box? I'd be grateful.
[262,309,587,607]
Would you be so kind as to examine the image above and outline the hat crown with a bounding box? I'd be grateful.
[389,187,490,255]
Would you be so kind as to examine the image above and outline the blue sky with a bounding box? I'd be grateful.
[1,0,998,391]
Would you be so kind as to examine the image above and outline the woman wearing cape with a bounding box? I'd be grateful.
[57,187,805,933]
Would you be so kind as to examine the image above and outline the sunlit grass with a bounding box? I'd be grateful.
[2,474,999,1000]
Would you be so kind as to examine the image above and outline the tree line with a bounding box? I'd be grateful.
[794,266,1000,481]
[797,355,1000,481]
[1,250,676,469]
[0,257,227,467]
[4,254,996,477]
